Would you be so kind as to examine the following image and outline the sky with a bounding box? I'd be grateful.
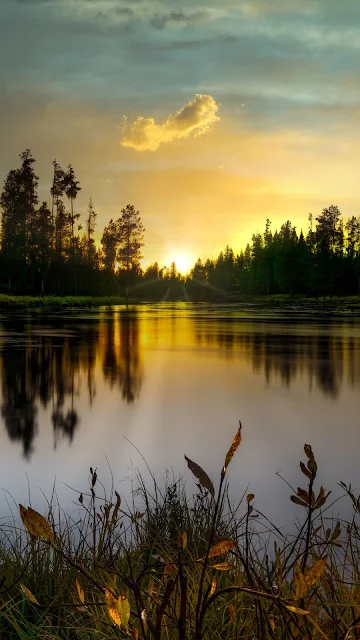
[1,0,360,270]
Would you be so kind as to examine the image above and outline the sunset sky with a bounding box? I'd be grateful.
[1,0,360,270]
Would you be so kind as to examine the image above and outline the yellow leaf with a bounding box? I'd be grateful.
[20,584,39,605]
[76,578,84,605]
[182,531,187,549]
[269,615,275,631]
[19,505,55,545]
[212,562,234,571]
[246,493,255,504]
[184,456,214,499]
[304,558,327,591]
[228,603,236,623]
[286,605,309,615]
[294,558,327,600]
[294,564,308,600]
[104,589,130,629]
[147,577,154,601]
[222,422,242,478]
[208,538,237,558]
[105,588,121,627]
[210,576,217,596]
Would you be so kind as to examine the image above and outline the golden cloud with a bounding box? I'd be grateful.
[121,94,220,151]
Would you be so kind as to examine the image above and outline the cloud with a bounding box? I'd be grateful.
[150,9,208,30]
[121,94,220,151]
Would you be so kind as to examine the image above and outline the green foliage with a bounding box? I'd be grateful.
[0,427,360,638]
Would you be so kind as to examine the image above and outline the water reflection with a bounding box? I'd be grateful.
[102,311,142,402]
[194,318,360,399]
[0,311,142,457]
[0,309,360,459]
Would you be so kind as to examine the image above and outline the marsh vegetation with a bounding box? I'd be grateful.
[0,425,360,639]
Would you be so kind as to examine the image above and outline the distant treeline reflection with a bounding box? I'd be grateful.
[1,313,359,458]
[0,311,142,457]
[194,319,360,398]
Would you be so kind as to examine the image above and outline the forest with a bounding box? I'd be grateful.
[1,149,360,300]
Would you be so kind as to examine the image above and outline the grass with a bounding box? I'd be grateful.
[0,293,360,313]
[0,295,130,309]
[0,423,360,639]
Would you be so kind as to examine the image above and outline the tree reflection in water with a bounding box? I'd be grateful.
[194,317,360,399]
[0,310,142,457]
[1,311,360,459]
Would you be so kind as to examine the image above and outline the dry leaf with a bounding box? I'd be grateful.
[304,444,313,460]
[111,491,121,525]
[269,615,275,631]
[20,584,39,605]
[19,505,55,545]
[228,603,236,623]
[72,594,87,612]
[164,563,173,578]
[182,531,188,549]
[294,563,308,600]
[286,605,309,615]
[132,630,139,640]
[210,576,217,596]
[291,496,307,508]
[184,455,215,499]
[304,558,327,591]
[300,461,312,480]
[148,577,154,599]
[130,511,144,523]
[294,558,327,600]
[208,538,237,558]
[246,494,255,504]
[212,562,234,571]
[297,488,309,505]
[222,422,242,478]
[76,578,84,605]
[331,521,341,541]
[105,588,121,627]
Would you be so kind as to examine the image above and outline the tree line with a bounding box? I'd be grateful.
[0,150,144,296]
[1,150,360,299]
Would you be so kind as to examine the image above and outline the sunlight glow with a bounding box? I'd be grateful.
[166,250,194,275]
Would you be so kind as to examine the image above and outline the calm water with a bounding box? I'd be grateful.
[1,304,360,525]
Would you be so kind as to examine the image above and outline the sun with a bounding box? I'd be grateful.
[166,250,194,275]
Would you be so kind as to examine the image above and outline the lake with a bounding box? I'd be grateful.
[0,303,359,527]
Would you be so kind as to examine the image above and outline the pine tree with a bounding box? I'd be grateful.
[117,204,145,273]
[85,197,97,267]
[0,150,38,291]
[101,219,120,272]
[62,164,81,246]
[34,202,54,294]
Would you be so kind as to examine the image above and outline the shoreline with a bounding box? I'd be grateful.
[0,294,359,315]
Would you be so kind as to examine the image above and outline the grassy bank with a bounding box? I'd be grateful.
[246,294,360,313]
[0,424,359,639]
[0,295,130,309]
[0,293,359,313]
